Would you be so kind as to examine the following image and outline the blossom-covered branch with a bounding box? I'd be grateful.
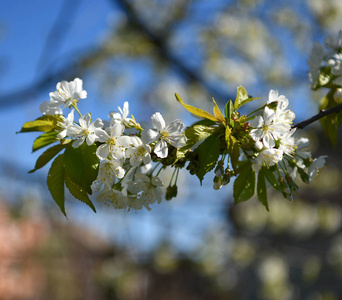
[19,77,327,215]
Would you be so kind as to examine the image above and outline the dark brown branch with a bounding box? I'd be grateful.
[293,103,342,129]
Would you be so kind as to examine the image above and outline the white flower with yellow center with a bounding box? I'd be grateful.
[127,174,164,209]
[49,78,87,108]
[249,106,276,149]
[141,112,187,158]
[110,101,134,127]
[125,136,151,167]
[67,113,107,148]
[252,148,283,172]
[91,159,125,193]
[97,184,128,209]
[96,123,132,160]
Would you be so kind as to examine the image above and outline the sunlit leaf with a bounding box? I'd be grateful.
[234,86,260,110]
[32,131,59,152]
[19,115,63,133]
[175,93,217,122]
[212,97,225,124]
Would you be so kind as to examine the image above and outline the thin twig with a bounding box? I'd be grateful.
[293,103,342,129]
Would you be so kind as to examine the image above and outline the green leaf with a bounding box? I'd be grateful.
[233,160,255,203]
[234,86,260,111]
[176,123,218,162]
[225,128,240,172]
[32,131,59,152]
[29,143,67,173]
[63,144,99,194]
[224,100,234,125]
[65,175,96,213]
[19,115,63,133]
[257,168,269,210]
[263,166,281,191]
[195,133,221,183]
[47,154,66,217]
[319,93,341,147]
[175,93,217,122]
[212,98,225,124]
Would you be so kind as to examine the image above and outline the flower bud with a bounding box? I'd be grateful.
[213,176,222,190]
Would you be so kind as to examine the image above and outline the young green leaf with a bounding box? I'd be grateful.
[195,133,221,184]
[65,174,96,213]
[224,100,234,125]
[63,144,99,194]
[257,168,269,210]
[32,131,59,152]
[175,123,218,162]
[234,86,260,110]
[175,93,217,122]
[225,129,240,172]
[29,143,67,173]
[212,98,225,124]
[233,160,255,203]
[47,154,66,217]
[19,115,63,133]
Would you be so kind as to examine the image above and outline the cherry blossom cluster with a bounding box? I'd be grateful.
[308,30,342,98]
[40,78,187,211]
[242,90,326,199]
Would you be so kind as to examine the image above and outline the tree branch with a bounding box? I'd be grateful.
[111,0,234,102]
[293,103,342,129]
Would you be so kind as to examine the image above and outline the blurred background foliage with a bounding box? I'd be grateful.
[2,0,342,299]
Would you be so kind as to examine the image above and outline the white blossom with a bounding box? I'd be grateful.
[249,106,276,148]
[125,136,151,167]
[327,53,342,76]
[67,113,107,148]
[57,109,74,139]
[40,100,63,115]
[49,78,87,108]
[110,101,134,127]
[308,156,327,182]
[91,159,125,193]
[325,30,342,52]
[141,112,187,158]
[127,174,164,209]
[252,148,283,172]
[97,184,128,209]
[96,123,132,160]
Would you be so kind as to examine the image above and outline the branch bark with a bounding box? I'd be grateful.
[293,103,342,129]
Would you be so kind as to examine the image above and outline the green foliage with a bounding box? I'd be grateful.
[32,131,59,152]
[29,143,67,173]
[65,175,96,213]
[224,99,234,126]
[320,92,342,147]
[233,160,255,203]
[212,98,225,124]
[19,115,63,133]
[47,154,66,217]
[194,133,221,184]
[175,120,218,162]
[63,144,99,195]
[175,93,217,122]
[257,167,269,210]
[234,86,260,111]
